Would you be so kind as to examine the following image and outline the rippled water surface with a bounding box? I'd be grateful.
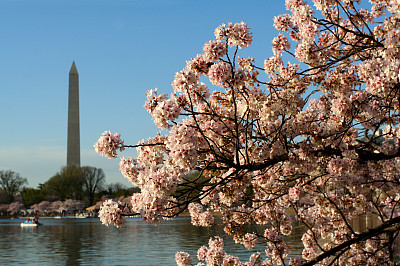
[0,217,303,265]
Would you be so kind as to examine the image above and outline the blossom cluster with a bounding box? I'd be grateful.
[215,22,253,49]
[98,199,129,228]
[144,89,181,129]
[203,40,227,62]
[175,252,193,266]
[119,157,142,185]
[188,203,214,227]
[191,237,267,266]
[94,131,124,159]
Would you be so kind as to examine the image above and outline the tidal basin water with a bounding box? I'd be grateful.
[0,216,304,265]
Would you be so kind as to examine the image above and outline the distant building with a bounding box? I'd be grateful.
[67,61,80,167]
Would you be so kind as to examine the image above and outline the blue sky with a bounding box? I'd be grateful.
[0,0,286,188]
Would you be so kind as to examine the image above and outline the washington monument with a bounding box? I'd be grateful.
[67,61,80,167]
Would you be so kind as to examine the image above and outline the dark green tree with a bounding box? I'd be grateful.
[0,170,27,203]
[43,165,83,200]
[106,182,127,198]
[99,182,139,198]
[22,188,45,206]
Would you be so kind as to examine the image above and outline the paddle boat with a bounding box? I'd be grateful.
[20,218,42,227]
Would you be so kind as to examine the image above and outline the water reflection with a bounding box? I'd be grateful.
[0,218,281,265]
[2,215,397,265]
[350,213,381,234]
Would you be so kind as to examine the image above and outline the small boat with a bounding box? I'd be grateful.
[75,212,91,218]
[20,218,42,227]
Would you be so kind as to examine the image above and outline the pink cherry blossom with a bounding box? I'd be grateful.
[216,22,253,49]
[272,33,291,55]
[203,40,227,62]
[273,14,293,32]
[94,131,125,159]
[98,199,129,228]
[175,252,193,266]
[208,61,232,87]
[188,203,214,227]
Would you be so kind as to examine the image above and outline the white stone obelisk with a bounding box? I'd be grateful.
[67,61,81,167]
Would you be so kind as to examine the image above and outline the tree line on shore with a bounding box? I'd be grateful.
[0,166,139,216]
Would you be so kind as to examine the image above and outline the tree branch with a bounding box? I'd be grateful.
[303,216,400,265]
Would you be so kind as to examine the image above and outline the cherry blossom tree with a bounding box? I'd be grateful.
[0,204,8,214]
[49,200,62,214]
[7,202,25,215]
[95,0,400,265]
[60,199,87,212]
[31,201,51,215]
